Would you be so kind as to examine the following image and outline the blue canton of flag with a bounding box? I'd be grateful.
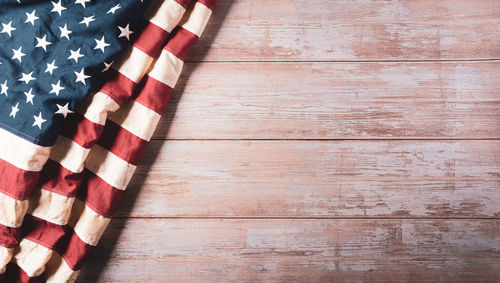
[0,0,151,146]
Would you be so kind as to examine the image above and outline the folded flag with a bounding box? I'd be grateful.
[0,0,217,282]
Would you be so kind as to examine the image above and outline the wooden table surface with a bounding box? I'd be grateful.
[77,0,500,282]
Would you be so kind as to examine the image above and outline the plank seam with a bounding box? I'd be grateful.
[150,138,500,141]
[185,59,500,63]
[113,216,500,220]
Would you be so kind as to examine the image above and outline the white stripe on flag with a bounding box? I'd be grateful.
[46,251,80,283]
[69,199,111,247]
[0,192,28,228]
[84,145,137,191]
[149,49,184,88]
[147,0,186,33]
[50,136,90,173]
[14,238,53,277]
[28,188,75,226]
[79,91,120,126]
[108,100,161,141]
[181,1,212,37]
[114,46,154,83]
[0,246,13,274]
[0,127,51,172]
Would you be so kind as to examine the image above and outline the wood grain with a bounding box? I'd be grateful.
[78,0,500,281]
[154,61,500,139]
[118,140,500,218]
[188,0,500,61]
[77,218,500,282]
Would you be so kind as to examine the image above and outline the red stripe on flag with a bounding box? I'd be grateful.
[165,27,199,61]
[0,224,20,248]
[21,218,94,272]
[38,160,84,197]
[2,262,45,283]
[175,0,195,9]
[79,170,123,218]
[101,69,138,105]
[134,21,170,58]
[0,158,39,201]
[198,0,218,10]
[22,215,66,250]
[98,121,148,166]
[55,229,93,271]
[135,76,173,114]
[61,115,104,149]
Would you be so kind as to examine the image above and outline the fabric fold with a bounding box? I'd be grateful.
[1,0,218,281]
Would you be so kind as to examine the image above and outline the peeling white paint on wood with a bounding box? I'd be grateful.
[78,219,500,282]
[155,62,500,139]
[118,140,500,218]
[189,0,500,61]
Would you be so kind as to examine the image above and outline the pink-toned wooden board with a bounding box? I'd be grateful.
[188,0,500,61]
[154,61,500,139]
[77,0,500,281]
[78,219,500,282]
[119,140,500,218]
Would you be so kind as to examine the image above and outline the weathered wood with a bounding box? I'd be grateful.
[77,219,500,282]
[154,61,500,139]
[78,1,500,281]
[188,0,500,61]
[117,140,500,218]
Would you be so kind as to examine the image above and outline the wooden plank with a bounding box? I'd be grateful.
[189,0,500,61]
[77,1,500,281]
[154,61,500,139]
[119,140,500,218]
[77,219,500,282]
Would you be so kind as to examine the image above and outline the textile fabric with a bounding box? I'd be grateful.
[0,0,217,281]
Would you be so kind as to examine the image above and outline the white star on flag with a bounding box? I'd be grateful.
[24,88,35,104]
[25,10,39,26]
[50,80,65,96]
[1,81,7,96]
[32,112,47,129]
[75,0,91,8]
[19,72,35,84]
[68,48,84,63]
[118,24,134,41]
[59,24,72,40]
[55,102,74,118]
[12,46,25,62]
[94,36,110,53]
[45,60,58,75]
[107,4,121,14]
[9,103,20,118]
[51,0,67,16]
[75,68,90,85]
[35,35,52,52]
[102,61,113,72]
[1,21,16,37]
[80,15,95,27]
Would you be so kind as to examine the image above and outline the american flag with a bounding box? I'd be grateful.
[0,0,216,281]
